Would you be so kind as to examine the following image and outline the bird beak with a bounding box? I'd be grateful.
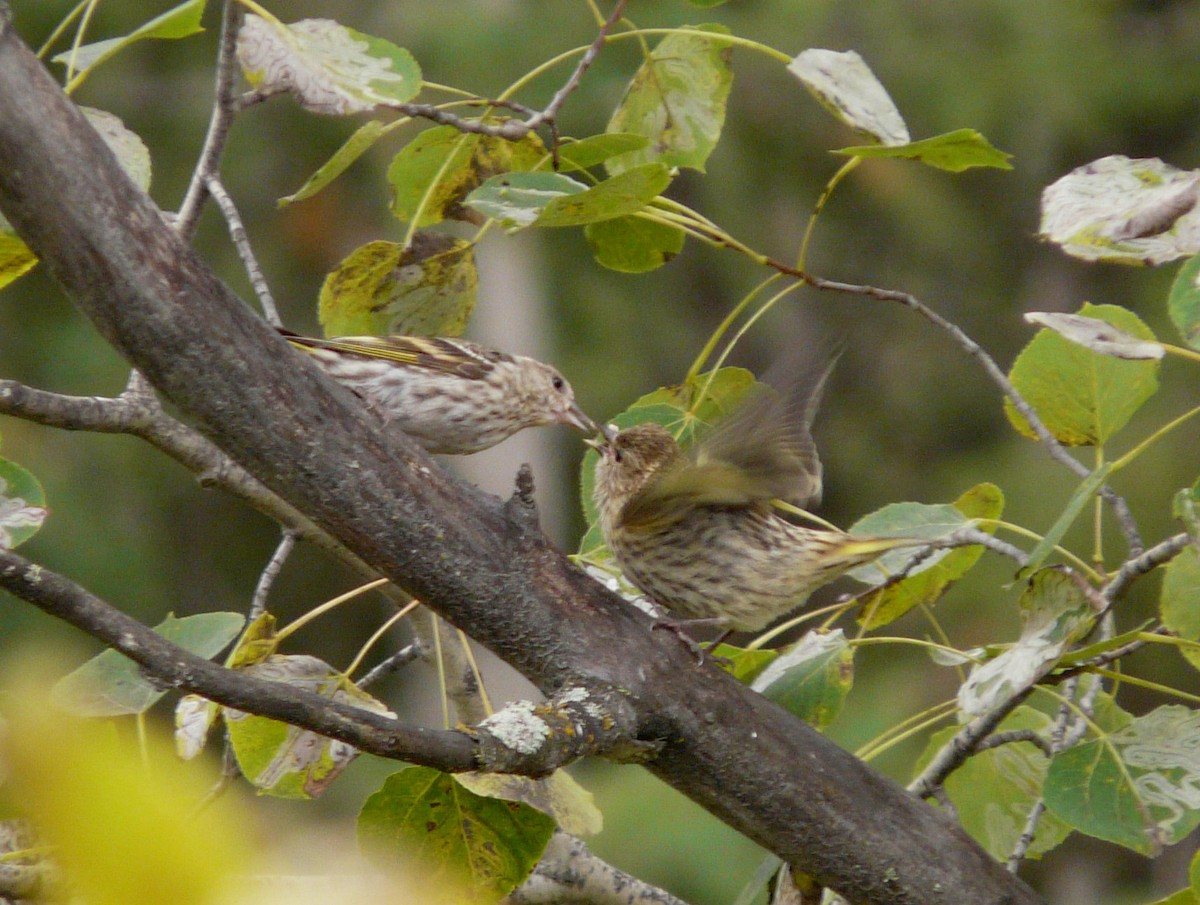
[584,422,619,451]
[563,400,598,434]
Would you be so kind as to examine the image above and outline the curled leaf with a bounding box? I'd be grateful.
[788,49,909,146]
[1024,312,1165,360]
[1040,156,1200,265]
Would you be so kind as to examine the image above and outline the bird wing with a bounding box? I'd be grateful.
[618,458,769,531]
[283,332,500,380]
[693,354,834,508]
[617,355,835,531]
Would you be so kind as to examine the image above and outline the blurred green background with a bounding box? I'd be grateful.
[3,2,1200,903]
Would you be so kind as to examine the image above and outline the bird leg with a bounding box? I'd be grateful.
[651,617,732,666]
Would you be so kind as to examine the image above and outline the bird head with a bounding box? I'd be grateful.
[590,422,682,511]
[512,358,596,434]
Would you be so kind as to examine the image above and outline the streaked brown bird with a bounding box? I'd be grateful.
[592,366,922,633]
[282,330,595,454]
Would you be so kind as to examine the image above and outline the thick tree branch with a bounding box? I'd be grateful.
[0,19,1040,905]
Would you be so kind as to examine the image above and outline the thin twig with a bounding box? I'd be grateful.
[1102,532,1191,610]
[975,729,1054,758]
[249,528,297,620]
[1006,799,1047,872]
[357,642,425,689]
[796,270,1144,555]
[907,686,1033,800]
[176,0,244,239]
[507,832,691,905]
[235,1,627,166]
[205,175,280,324]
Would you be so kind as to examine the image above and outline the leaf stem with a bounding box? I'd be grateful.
[797,156,861,271]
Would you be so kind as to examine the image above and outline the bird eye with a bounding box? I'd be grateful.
[552,376,565,391]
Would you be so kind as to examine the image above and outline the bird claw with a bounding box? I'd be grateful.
[650,620,732,668]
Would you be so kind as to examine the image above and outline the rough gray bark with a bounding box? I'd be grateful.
[0,13,1041,905]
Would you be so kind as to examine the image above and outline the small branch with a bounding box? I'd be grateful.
[1006,799,1047,872]
[941,527,1030,566]
[0,377,154,432]
[975,729,1054,758]
[507,832,691,905]
[0,548,641,776]
[249,528,297,620]
[1050,631,1161,682]
[357,642,424,689]
[796,271,1144,555]
[0,546,475,770]
[907,685,1033,800]
[176,0,244,239]
[0,377,374,582]
[205,175,280,325]
[237,2,627,164]
[1102,532,1191,611]
[524,0,627,167]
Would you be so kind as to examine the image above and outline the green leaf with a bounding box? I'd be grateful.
[750,630,853,730]
[464,171,588,228]
[456,769,602,837]
[578,368,758,560]
[1174,478,1200,536]
[916,706,1071,860]
[1161,545,1200,672]
[50,612,244,717]
[1019,463,1112,578]
[280,119,393,206]
[1146,890,1199,905]
[1056,620,1153,667]
[388,126,546,226]
[1045,705,1200,854]
[225,611,280,669]
[712,643,778,684]
[358,767,556,902]
[82,108,152,191]
[1005,302,1160,446]
[318,235,477,337]
[237,15,421,115]
[1040,155,1200,266]
[466,165,671,229]
[174,693,220,760]
[788,48,909,146]
[535,164,672,227]
[226,654,392,798]
[606,25,734,175]
[584,215,686,272]
[1169,253,1200,350]
[835,129,1012,172]
[51,0,206,84]
[0,456,46,550]
[0,229,37,290]
[552,133,651,172]
[849,483,1004,629]
[958,567,1093,719]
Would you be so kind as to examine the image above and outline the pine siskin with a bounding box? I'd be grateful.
[282,330,596,454]
[591,369,922,633]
